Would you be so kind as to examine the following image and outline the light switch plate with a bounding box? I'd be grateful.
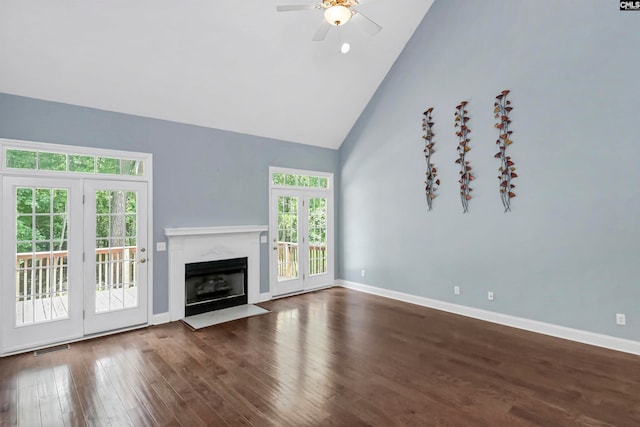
[156,242,167,251]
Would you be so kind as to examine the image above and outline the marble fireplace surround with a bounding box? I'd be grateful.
[165,225,267,321]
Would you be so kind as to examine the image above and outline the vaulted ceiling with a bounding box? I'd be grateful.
[0,1,434,149]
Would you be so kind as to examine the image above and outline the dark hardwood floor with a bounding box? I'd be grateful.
[1,287,639,426]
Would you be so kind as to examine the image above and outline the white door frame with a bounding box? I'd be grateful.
[0,139,153,355]
[1,176,85,354]
[270,188,304,296]
[268,167,334,297]
[83,180,149,335]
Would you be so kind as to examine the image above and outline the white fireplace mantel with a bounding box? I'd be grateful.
[165,225,267,237]
[165,225,267,321]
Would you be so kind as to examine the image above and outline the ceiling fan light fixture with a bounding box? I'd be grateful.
[324,5,352,26]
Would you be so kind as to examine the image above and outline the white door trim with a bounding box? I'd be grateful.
[1,177,84,354]
[83,180,149,335]
[0,139,153,355]
[268,167,334,297]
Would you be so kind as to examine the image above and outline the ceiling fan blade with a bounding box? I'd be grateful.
[351,10,382,36]
[312,20,331,41]
[276,4,318,12]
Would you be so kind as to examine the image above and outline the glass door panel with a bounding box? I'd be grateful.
[277,195,299,282]
[2,178,83,353]
[94,190,139,313]
[308,197,328,276]
[271,190,303,296]
[84,181,148,335]
[15,187,70,325]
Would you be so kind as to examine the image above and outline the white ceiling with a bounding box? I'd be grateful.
[0,1,434,149]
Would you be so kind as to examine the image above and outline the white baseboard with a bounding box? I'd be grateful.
[259,292,272,303]
[151,312,171,325]
[336,279,640,356]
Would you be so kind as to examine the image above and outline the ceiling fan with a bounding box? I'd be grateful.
[276,0,382,42]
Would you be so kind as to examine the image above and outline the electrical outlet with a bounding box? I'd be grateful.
[361,269,366,277]
[487,291,494,301]
[616,313,626,326]
[454,286,460,295]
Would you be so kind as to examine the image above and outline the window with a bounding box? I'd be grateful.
[272,172,328,188]
[4,148,144,176]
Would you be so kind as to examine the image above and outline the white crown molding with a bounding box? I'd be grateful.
[336,280,640,356]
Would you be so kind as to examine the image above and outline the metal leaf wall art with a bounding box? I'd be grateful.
[494,90,517,212]
[455,101,473,213]
[421,107,439,210]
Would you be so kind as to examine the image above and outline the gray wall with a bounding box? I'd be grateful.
[339,0,640,340]
[0,93,339,314]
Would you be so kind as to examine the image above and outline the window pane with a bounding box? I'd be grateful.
[309,176,319,187]
[319,177,328,188]
[39,152,67,171]
[96,190,110,214]
[53,215,68,240]
[125,215,137,237]
[122,159,144,176]
[52,189,68,214]
[52,240,67,251]
[126,192,137,213]
[36,241,51,252]
[17,242,33,253]
[35,215,52,240]
[35,189,51,213]
[272,173,285,185]
[285,174,296,186]
[16,188,33,214]
[97,157,121,174]
[69,154,95,173]
[17,215,34,241]
[6,149,37,169]
[96,215,109,238]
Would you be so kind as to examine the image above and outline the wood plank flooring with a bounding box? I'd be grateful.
[1,287,639,426]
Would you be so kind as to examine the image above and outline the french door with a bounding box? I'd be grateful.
[270,188,333,296]
[83,180,148,334]
[2,177,84,352]
[1,177,148,353]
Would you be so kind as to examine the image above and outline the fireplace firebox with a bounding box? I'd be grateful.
[185,257,248,316]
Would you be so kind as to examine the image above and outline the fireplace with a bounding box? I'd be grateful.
[185,257,248,316]
[165,225,267,321]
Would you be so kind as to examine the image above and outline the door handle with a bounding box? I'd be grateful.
[138,258,147,264]
[272,247,278,251]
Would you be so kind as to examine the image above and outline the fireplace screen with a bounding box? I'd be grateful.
[185,257,248,316]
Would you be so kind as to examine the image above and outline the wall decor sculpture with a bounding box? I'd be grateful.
[494,90,517,212]
[455,101,473,213]
[421,107,439,210]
